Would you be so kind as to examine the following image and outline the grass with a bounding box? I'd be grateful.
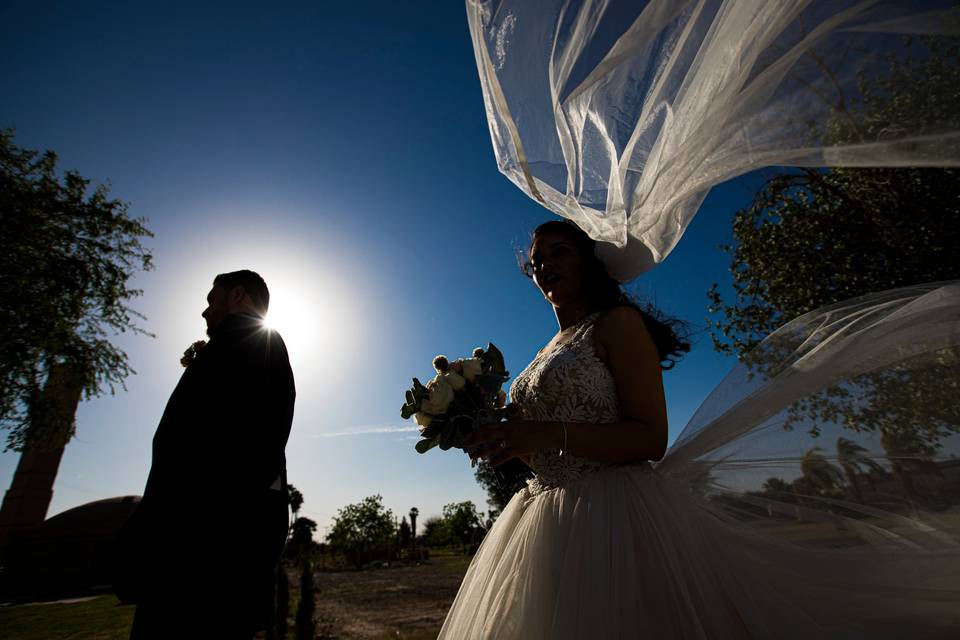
[1,550,471,639]
[0,594,310,640]
[0,594,297,640]
[1,595,134,640]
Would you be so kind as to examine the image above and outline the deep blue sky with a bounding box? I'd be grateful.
[1,1,763,532]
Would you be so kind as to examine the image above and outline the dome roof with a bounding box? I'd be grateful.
[29,496,140,540]
[1,496,141,600]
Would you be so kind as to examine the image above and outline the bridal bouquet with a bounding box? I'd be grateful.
[402,344,509,454]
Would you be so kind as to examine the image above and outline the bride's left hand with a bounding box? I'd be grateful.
[464,420,559,467]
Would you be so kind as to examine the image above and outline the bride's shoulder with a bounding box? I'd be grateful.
[594,305,649,334]
[593,306,657,360]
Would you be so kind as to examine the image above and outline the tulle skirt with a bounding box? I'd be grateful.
[440,283,960,639]
[440,465,958,639]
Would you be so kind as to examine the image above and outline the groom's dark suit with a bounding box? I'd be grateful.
[115,312,295,638]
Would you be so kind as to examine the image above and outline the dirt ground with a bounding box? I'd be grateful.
[308,554,471,639]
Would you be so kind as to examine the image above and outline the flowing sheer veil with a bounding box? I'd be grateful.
[466,0,960,281]
[466,0,960,535]
[653,282,960,633]
[659,282,960,550]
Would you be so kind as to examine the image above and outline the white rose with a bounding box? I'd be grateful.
[421,375,455,415]
[440,370,466,391]
[413,412,433,432]
[458,357,483,382]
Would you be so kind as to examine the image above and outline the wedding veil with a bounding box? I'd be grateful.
[466,0,960,281]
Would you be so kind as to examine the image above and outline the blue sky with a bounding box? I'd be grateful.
[1,1,765,533]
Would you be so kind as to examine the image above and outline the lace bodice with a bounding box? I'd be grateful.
[510,312,622,493]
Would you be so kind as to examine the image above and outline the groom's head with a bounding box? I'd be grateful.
[202,270,270,334]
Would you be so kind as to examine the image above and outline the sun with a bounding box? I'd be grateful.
[183,236,365,380]
[262,289,321,355]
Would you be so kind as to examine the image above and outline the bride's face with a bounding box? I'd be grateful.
[529,231,588,307]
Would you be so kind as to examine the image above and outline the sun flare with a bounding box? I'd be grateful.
[177,232,364,384]
[262,287,322,355]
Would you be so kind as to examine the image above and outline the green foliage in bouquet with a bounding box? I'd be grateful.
[401,344,509,455]
[400,378,430,421]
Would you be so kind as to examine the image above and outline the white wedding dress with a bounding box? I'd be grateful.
[439,284,960,639]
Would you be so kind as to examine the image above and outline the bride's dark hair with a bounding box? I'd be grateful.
[522,220,691,370]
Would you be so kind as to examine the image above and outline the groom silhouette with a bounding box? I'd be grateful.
[114,270,296,639]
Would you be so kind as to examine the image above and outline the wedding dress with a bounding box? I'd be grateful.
[439,283,960,639]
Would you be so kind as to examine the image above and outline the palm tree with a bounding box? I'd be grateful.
[288,484,304,522]
[880,428,943,511]
[835,437,883,501]
[800,447,844,497]
[409,507,419,557]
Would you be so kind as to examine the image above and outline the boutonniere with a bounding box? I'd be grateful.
[180,340,208,368]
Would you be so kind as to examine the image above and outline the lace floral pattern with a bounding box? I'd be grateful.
[511,312,622,494]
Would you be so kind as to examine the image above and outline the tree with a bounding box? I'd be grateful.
[327,495,395,568]
[799,447,844,497]
[442,501,485,553]
[409,506,419,558]
[709,37,960,356]
[286,517,318,564]
[420,516,450,548]
[279,486,315,640]
[408,507,418,539]
[758,477,795,501]
[398,516,412,550]
[0,130,153,544]
[836,437,882,502]
[707,164,960,356]
[287,484,304,523]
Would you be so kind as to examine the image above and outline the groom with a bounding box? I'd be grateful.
[114,270,296,639]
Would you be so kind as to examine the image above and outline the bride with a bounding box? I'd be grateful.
[439,220,960,638]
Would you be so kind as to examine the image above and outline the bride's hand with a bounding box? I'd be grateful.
[464,419,560,467]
